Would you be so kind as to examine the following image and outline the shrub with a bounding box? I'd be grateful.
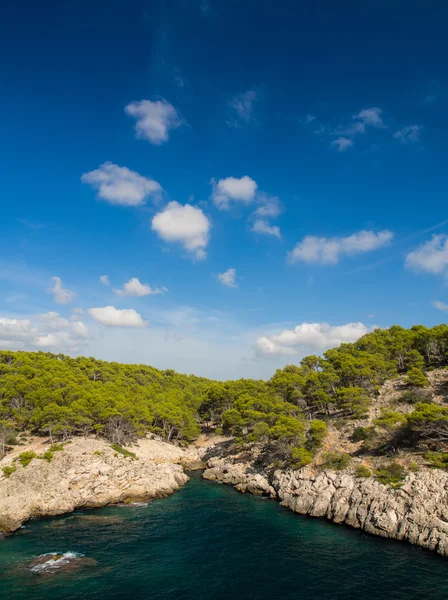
[41,451,54,462]
[49,443,64,453]
[355,464,371,478]
[425,451,448,470]
[351,426,375,442]
[93,450,102,456]
[321,452,351,471]
[110,444,137,459]
[215,427,224,435]
[400,389,432,405]
[375,462,407,487]
[409,461,420,472]
[406,367,430,388]
[291,446,313,468]
[2,465,16,478]
[17,451,38,467]
[306,420,327,451]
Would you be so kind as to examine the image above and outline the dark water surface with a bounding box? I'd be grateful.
[1,472,447,600]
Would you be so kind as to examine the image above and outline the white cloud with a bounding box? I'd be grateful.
[88,306,147,328]
[125,98,182,145]
[288,230,394,265]
[406,235,448,275]
[211,176,258,210]
[432,301,448,312]
[256,322,372,356]
[227,90,258,125]
[114,277,168,297]
[0,312,89,352]
[393,125,423,143]
[99,275,110,286]
[353,107,385,128]
[151,201,210,260]
[250,219,281,239]
[217,268,237,288]
[81,162,161,207]
[70,308,84,321]
[48,276,75,304]
[333,122,366,136]
[253,194,281,218]
[331,137,353,152]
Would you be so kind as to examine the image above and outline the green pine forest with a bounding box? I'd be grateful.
[1,324,448,469]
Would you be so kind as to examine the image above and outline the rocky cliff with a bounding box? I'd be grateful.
[203,454,448,556]
[0,435,219,535]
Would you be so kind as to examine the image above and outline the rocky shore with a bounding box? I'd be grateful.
[0,435,219,535]
[203,454,448,556]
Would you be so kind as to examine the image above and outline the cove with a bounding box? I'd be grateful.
[1,472,448,600]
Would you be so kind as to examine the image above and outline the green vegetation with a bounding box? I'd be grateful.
[17,450,38,467]
[406,367,430,388]
[321,452,351,470]
[400,389,432,404]
[110,443,138,459]
[375,462,407,487]
[41,450,54,462]
[425,452,448,469]
[1,465,16,478]
[291,446,313,468]
[355,464,371,478]
[351,426,375,442]
[1,324,448,469]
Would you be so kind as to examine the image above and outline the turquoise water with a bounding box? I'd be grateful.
[1,472,447,600]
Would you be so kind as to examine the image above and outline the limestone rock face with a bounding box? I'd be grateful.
[203,457,276,498]
[0,437,193,534]
[203,456,448,557]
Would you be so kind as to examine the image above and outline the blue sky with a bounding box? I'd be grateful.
[1,0,448,379]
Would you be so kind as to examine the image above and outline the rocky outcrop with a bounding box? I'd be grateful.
[204,456,276,497]
[0,436,216,534]
[203,456,448,556]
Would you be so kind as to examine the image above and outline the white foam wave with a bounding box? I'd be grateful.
[30,551,84,573]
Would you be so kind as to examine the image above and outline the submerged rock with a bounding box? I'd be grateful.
[27,552,97,575]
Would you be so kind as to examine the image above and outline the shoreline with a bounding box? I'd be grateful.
[203,453,448,557]
[0,435,224,536]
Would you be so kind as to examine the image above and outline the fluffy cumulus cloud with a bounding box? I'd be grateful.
[331,136,353,152]
[151,201,211,260]
[256,322,372,356]
[227,90,258,126]
[288,230,394,265]
[48,277,75,304]
[250,219,281,239]
[432,301,448,312]
[88,306,147,327]
[81,162,161,207]
[406,235,448,275]
[114,277,168,297]
[211,176,258,210]
[99,275,110,286]
[253,194,281,219]
[353,107,385,128]
[125,98,182,145]
[217,268,237,288]
[0,312,89,352]
[393,125,423,143]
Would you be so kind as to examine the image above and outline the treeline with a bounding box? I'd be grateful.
[0,324,448,464]
[208,324,448,465]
